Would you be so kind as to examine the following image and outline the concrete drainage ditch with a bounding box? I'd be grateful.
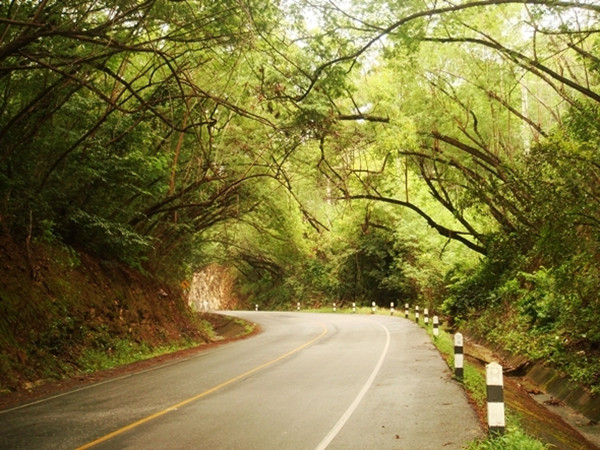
[464,336,599,449]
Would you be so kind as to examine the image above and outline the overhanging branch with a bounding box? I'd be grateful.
[346,194,488,255]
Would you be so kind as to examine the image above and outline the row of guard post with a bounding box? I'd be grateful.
[256,300,506,436]
[403,303,506,437]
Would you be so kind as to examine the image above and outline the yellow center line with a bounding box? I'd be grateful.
[76,323,328,449]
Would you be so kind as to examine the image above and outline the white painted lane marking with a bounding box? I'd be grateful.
[315,318,391,450]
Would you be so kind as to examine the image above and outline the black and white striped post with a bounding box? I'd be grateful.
[352,302,356,313]
[424,308,429,325]
[486,362,506,435]
[415,306,420,324]
[297,302,300,311]
[405,303,409,319]
[433,316,439,337]
[255,304,259,311]
[371,301,376,314]
[454,333,464,380]
[333,302,336,312]
[390,302,395,315]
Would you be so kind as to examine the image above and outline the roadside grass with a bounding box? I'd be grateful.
[302,305,548,449]
[422,322,549,449]
[77,316,256,373]
[77,338,204,373]
[465,429,548,450]
[233,317,256,336]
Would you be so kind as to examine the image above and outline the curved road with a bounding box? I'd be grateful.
[0,312,482,449]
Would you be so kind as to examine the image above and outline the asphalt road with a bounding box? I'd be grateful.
[0,312,482,449]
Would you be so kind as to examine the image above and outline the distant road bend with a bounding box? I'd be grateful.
[0,312,482,449]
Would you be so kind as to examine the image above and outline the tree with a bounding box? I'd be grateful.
[0,0,290,274]
[278,0,600,255]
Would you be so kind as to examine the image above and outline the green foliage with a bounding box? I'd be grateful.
[460,260,600,392]
[0,0,290,274]
[303,204,421,307]
[64,211,153,267]
[467,430,548,450]
[78,339,200,374]
[442,243,514,318]
[323,212,417,305]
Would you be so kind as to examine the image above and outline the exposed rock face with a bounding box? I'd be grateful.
[188,264,238,312]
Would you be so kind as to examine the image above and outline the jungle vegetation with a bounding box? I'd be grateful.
[1,0,599,392]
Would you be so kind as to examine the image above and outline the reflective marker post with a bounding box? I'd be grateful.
[433,316,439,337]
[454,333,464,381]
[486,362,505,436]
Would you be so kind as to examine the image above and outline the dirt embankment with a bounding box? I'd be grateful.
[0,312,256,411]
[0,234,244,396]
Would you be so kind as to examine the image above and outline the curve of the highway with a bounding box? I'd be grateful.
[0,312,483,449]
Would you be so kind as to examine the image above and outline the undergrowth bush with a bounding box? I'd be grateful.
[77,339,199,373]
[445,248,600,394]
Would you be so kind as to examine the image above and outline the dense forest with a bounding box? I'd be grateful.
[1,0,599,394]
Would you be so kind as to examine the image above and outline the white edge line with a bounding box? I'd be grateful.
[314,319,391,450]
[0,347,224,415]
